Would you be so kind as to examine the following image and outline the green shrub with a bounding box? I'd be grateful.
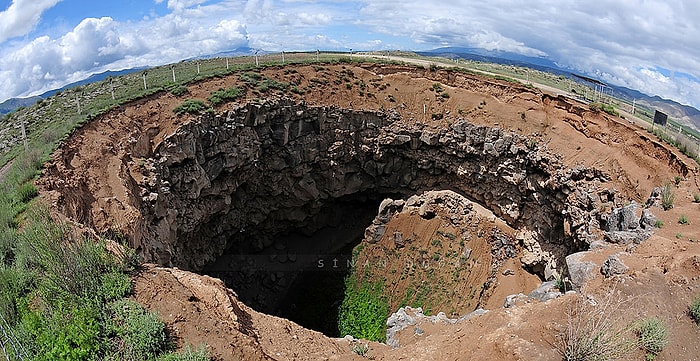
[351,343,369,356]
[109,299,169,360]
[635,318,668,359]
[661,183,675,210]
[257,78,289,93]
[239,72,262,85]
[654,220,664,228]
[694,193,700,203]
[20,303,103,360]
[167,84,188,97]
[679,214,689,225]
[0,266,31,324]
[674,175,682,186]
[173,99,207,115]
[15,181,38,204]
[157,345,210,361]
[100,271,132,302]
[589,102,619,117]
[338,274,389,342]
[208,87,243,106]
[690,293,700,323]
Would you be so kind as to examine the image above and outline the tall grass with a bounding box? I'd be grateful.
[555,292,635,361]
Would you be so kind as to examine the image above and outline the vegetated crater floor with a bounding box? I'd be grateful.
[38,62,700,360]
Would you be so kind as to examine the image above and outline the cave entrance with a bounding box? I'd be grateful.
[202,192,399,337]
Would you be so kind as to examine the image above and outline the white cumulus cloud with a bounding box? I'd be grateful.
[0,0,62,42]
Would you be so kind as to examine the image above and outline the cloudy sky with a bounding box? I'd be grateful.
[0,0,698,109]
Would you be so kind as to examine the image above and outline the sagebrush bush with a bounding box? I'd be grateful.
[208,87,243,106]
[156,345,210,361]
[690,294,700,324]
[109,299,169,360]
[173,99,208,115]
[635,318,668,359]
[14,181,38,204]
[661,183,675,210]
[556,293,635,361]
[168,84,188,97]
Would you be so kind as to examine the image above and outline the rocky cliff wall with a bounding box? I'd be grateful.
[134,98,607,275]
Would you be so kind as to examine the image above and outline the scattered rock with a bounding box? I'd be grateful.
[393,231,405,248]
[640,208,657,230]
[602,202,654,245]
[527,281,562,302]
[503,293,528,308]
[386,306,487,348]
[604,230,650,245]
[600,254,628,278]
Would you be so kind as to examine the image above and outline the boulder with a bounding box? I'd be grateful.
[527,281,563,302]
[600,254,628,278]
[604,230,650,245]
[566,251,597,289]
[603,202,639,232]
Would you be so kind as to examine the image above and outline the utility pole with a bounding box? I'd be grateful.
[142,71,148,91]
[171,65,176,82]
[226,58,229,70]
[281,51,285,64]
[316,49,320,62]
[631,99,636,115]
[196,62,200,75]
[254,50,259,67]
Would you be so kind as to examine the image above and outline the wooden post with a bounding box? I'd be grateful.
[142,71,147,90]
[21,121,28,152]
[171,65,176,82]
[110,78,115,101]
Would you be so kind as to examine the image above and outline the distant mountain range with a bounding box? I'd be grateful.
[420,47,700,132]
[0,68,142,115]
[0,47,259,116]
[3,46,699,132]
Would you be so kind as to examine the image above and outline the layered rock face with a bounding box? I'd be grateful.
[135,98,606,276]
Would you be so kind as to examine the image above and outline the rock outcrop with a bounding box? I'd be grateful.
[133,98,608,276]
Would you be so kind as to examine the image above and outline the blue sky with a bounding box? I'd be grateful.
[0,0,699,109]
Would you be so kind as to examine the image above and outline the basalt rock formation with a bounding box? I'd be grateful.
[134,98,607,279]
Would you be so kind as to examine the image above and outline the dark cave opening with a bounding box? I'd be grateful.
[202,192,398,337]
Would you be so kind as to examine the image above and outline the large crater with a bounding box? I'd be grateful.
[122,98,608,333]
[41,63,681,337]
